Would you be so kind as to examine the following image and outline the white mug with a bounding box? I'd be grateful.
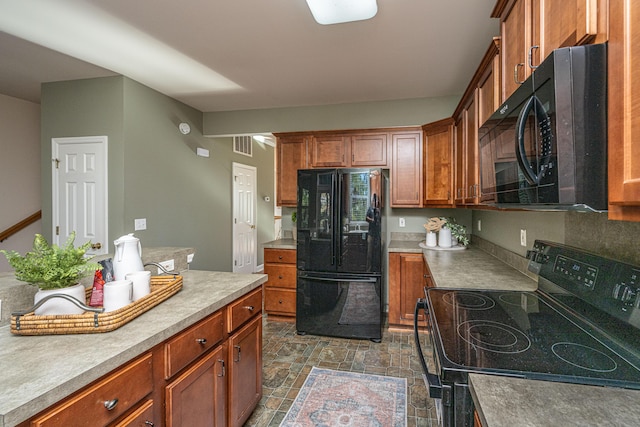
[103,279,133,312]
[126,270,151,301]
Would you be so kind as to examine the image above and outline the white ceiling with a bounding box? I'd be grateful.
[0,0,499,113]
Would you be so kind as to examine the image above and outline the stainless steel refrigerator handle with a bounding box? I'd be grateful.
[414,298,443,399]
[298,275,377,283]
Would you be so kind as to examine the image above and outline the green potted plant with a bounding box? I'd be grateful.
[445,218,470,246]
[1,232,101,315]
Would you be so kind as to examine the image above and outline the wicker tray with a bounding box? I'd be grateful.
[10,275,183,336]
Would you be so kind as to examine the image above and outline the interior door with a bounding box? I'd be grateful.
[232,163,257,273]
[51,136,108,256]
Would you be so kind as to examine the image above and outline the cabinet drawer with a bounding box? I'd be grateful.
[264,249,296,264]
[110,399,154,427]
[165,310,225,379]
[264,264,296,288]
[31,353,153,427]
[227,287,262,333]
[264,289,296,316]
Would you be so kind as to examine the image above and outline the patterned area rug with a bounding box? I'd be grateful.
[280,367,407,427]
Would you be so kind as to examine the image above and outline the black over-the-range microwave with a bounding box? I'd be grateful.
[478,43,607,211]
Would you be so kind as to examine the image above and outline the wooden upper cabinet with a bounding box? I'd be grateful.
[310,135,349,167]
[608,0,640,222]
[391,130,423,207]
[454,114,466,204]
[493,0,608,101]
[275,134,308,206]
[423,118,454,207]
[351,133,388,167]
[495,0,533,101]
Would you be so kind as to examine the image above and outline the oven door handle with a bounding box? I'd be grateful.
[298,275,377,283]
[414,298,443,399]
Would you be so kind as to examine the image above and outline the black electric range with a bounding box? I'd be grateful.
[414,241,640,427]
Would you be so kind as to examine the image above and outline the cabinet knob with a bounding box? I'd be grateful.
[104,398,118,411]
[278,256,283,260]
[278,275,283,279]
[279,300,283,304]
[144,422,154,427]
[244,305,254,312]
[196,338,207,345]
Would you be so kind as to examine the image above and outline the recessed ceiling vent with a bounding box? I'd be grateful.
[233,136,252,157]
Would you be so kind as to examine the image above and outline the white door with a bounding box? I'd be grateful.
[232,163,257,273]
[52,136,108,256]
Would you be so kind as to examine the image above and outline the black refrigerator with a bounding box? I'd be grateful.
[296,168,384,341]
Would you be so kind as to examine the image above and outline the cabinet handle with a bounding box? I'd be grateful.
[144,422,154,427]
[278,256,283,260]
[279,300,283,304]
[244,305,254,312]
[196,338,207,345]
[514,63,525,84]
[104,398,118,411]
[278,275,283,279]
[234,345,242,362]
[528,45,539,69]
[217,359,226,377]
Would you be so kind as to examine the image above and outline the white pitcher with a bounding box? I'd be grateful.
[113,233,144,280]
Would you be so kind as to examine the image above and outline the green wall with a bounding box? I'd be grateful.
[41,76,275,271]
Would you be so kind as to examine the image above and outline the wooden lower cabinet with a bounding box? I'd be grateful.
[388,252,431,328]
[228,315,263,427]
[21,288,263,427]
[166,344,227,427]
[263,248,297,319]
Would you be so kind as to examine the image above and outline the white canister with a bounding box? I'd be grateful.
[438,227,452,248]
[126,270,152,301]
[103,279,133,312]
[426,231,437,247]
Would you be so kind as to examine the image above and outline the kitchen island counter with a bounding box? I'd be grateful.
[469,373,640,427]
[0,270,267,427]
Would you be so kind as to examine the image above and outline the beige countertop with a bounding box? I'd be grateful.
[470,373,640,427]
[388,240,537,291]
[0,270,267,427]
[262,238,296,250]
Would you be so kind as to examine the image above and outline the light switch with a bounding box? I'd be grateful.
[134,218,147,231]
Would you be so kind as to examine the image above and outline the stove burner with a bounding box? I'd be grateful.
[457,320,531,354]
[498,292,539,310]
[443,292,496,310]
[551,342,618,373]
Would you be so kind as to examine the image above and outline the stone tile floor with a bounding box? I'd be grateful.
[244,317,438,426]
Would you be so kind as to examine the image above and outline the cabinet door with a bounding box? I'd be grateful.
[276,136,307,206]
[351,133,388,167]
[500,0,533,100]
[228,315,262,427]
[110,399,154,427]
[462,94,480,205]
[537,0,599,60]
[454,115,466,204]
[608,0,640,221]
[388,252,427,327]
[310,135,349,167]
[165,344,227,427]
[423,119,454,207]
[391,131,423,207]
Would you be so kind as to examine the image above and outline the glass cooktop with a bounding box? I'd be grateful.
[426,288,640,389]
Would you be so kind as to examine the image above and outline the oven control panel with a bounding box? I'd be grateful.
[530,240,640,329]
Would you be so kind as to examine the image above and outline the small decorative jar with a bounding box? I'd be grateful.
[438,227,452,248]
[426,231,437,247]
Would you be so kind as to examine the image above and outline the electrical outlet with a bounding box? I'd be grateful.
[477,220,482,232]
[520,229,527,247]
[399,218,405,228]
[134,218,147,231]
[158,259,175,274]
[0,299,2,319]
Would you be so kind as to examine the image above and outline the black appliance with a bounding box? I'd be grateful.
[478,43,607,211]
[414,240,640,427]
[296,168,384,341]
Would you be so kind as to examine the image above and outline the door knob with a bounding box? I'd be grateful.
[91,242,102,250]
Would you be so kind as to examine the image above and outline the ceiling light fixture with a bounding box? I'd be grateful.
[305,0,378,25]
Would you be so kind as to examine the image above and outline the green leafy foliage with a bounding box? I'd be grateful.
[445,217,470,246]
[1,232,101,290]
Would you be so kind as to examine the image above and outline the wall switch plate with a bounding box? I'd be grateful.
[0,299,2,319]
[520,229,527,247]
[187,253,195,263]
[134,218,147,231]
[477,220,482,232]
[399,218,405,227]
[158,259,175,274]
